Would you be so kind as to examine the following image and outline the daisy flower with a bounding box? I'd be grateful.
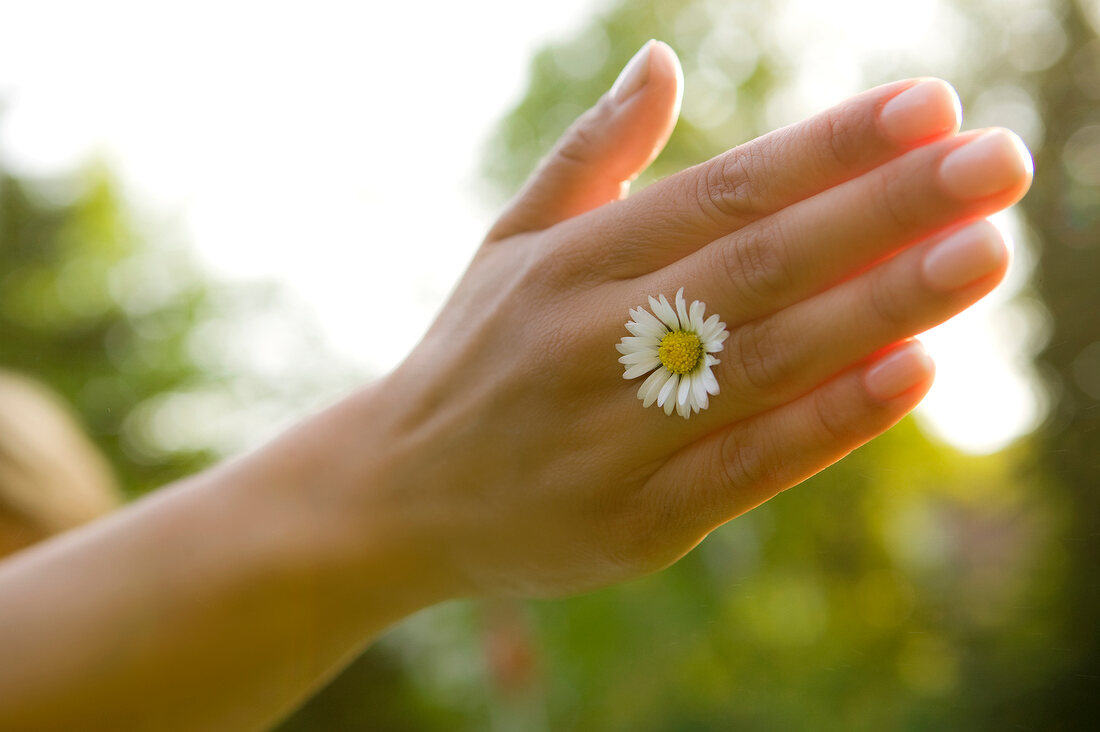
[617,288,729,419]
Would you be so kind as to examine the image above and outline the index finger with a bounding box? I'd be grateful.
[555,78,962,279]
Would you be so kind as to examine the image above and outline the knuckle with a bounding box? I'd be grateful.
[728,319,787,394]
[720,431,775,491]
[554,117,602,169]
[867,269,907,329]
[602,493,683,576]
[721,221,793,304]
[810,384,857,445]
[873,171,918,234]
[551,102,612,169]
[697,147,767,225]
[816,105,865,172]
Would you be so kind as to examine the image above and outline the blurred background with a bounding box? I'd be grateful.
[0,0,1097,729]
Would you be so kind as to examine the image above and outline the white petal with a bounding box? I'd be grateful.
[616,343,634,355]
[651,294,680,331]
[621,335,660,348]
[684,374,699,411]
[634,323,667,340]
[623,359,660,379]
[705,341,725,353]
[626,319,664,340]
[691,372,709,406]
[689,301,705,332]
[619,350,659,365]
[699,314,723,341]
[639,366,666,393]
[677,399,690,418]
[677,373,691,406]
[631,307,666,333]
[699,331,722,349]
[705,354,720,367]
[702,366,720,395]
[675,288,690,329]
[658,372,679,407]
[640,368,672,407]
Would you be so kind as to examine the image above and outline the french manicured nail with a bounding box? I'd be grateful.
[864,341,934,401]
[938,129,1033,200]
[879,79,962,144]
[610,40,654,103]
[922,220,1007,292]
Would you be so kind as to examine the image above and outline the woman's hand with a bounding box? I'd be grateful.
[354,41,1032,598]
[0,41,1033,731]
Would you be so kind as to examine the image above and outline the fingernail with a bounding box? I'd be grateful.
[610,40,654,103]
[922,220,1007,292]
[864,342,934,401]
[938,129,1034,200]
[879,79,962,144]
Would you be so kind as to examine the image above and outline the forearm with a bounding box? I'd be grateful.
[0,378,453,731]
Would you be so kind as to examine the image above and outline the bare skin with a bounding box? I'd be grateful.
[0,41,1032,730]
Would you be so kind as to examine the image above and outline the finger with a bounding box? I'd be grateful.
[655,127,1033,328]
[484,40,683,243]
[711,219,1006,418]
[641,340,934,538]
[554,77,962,277]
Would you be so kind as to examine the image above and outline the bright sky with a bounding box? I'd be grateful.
[0,0,1045,454]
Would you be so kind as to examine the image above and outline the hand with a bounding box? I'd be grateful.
[0,41,1034,731]
[355,41,1033,597]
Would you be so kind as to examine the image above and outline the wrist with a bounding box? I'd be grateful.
[287,376,468,625]
[211,376,466,645]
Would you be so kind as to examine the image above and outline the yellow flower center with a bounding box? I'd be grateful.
[658,330,702,375]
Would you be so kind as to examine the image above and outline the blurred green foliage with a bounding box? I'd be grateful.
[1019,3,1100,727]
[0,169,216,494]
[0,165,366,496]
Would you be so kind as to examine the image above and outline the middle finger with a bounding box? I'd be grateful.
[651,128,1032,330]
